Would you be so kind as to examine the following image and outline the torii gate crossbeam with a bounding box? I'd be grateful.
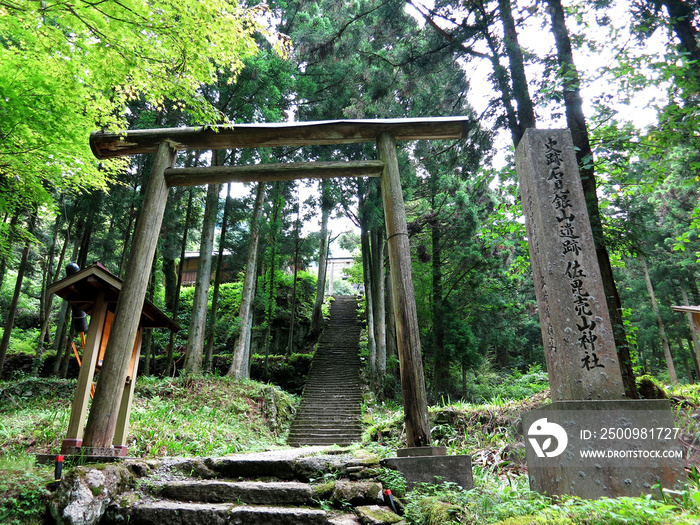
[81,117,473,451]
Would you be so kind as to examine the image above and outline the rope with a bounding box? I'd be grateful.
[386,231,409,242]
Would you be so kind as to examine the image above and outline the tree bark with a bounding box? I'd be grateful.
[183,182,220,375]
[262,182,283,381]
[311,180,332,336]
[0,214,35,375]
[163,258,178,312]
[287,190,302,355]
[36,211,70,373]
[546,0,638,398]
[371,227,386,391]
[385,246,398,366]
[660,0,700,63]
[205,182,233,373]
[641,256,677,382]
[361,225,377,387]
[498,0,536,142]
[228,183,266,379]
[164,187,194,376]
[82,140,176,448]
[430,208,449,396]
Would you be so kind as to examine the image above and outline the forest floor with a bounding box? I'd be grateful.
[0,373,699,524]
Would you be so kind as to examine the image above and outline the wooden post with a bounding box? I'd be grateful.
[61,291,108,451]
[377,132,431,447]
[82,141,177,448]
[113,328,143,453]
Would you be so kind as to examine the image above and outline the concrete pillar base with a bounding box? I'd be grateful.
[381,454,473,490]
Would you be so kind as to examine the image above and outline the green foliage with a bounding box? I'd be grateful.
[399,467,700,525]
[377,467,407,499]
[0,0,271,252]
[0,454,52,525]
[460,364,550,405]
[0,327,39,356]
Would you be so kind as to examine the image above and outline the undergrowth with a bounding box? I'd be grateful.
[0,454,52,525]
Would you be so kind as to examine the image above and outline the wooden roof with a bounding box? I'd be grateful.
[90,117,474,159]
[48,264,180,332]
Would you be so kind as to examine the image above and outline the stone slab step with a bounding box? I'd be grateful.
[288,433,362,441]
[107,500,329,525]
[289,422,361,428]
[290,421,361,428]
[156,480,317,506]
[288,440,359,447]
[289,430,362,439]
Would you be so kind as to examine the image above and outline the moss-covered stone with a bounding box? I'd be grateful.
[312,480,336,500]
[50,464,134,525]
[413,496,462,525]
[332,480,383,506]
[637,375,668,400]
[355,505,403,524]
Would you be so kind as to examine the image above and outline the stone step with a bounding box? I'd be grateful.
[106,500,329,525]
[288,295,362,449]
[290,413,360,420]
[288,434,362,443]
[289,419,360,426]
[292,411,360,417]
[300,394,361,399]
[287,436,359,443]
[299,398,358,404]
[156,480,317,506]
[288,428,362,436]
[294,409,361,417]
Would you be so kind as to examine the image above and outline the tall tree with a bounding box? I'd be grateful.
[228,183,266,379]
[183,182,220,375]
[205,182,233,373]
[311,180,332,336]
[640,256,677,382]
[164,187,195,376]
[0,213,35,374]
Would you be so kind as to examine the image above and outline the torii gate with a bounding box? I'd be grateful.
[82,117,473,452]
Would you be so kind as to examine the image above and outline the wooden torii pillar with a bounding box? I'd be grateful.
[86,117,473,449]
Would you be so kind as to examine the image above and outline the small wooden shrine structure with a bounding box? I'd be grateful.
[48,263,180,456]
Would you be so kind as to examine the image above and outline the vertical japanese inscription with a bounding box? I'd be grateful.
[543,138,603,371]
[516,129,625,400]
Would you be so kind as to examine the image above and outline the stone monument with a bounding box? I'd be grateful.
[516,129,685,498]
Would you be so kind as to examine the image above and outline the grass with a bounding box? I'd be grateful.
[0,454,52,525]
[128,376,298,457]
[0,375,299,458]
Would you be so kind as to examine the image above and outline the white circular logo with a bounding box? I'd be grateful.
[527,417,568,458]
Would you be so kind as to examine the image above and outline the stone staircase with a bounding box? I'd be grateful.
[95,448,405,525]
[288,295,363,447]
